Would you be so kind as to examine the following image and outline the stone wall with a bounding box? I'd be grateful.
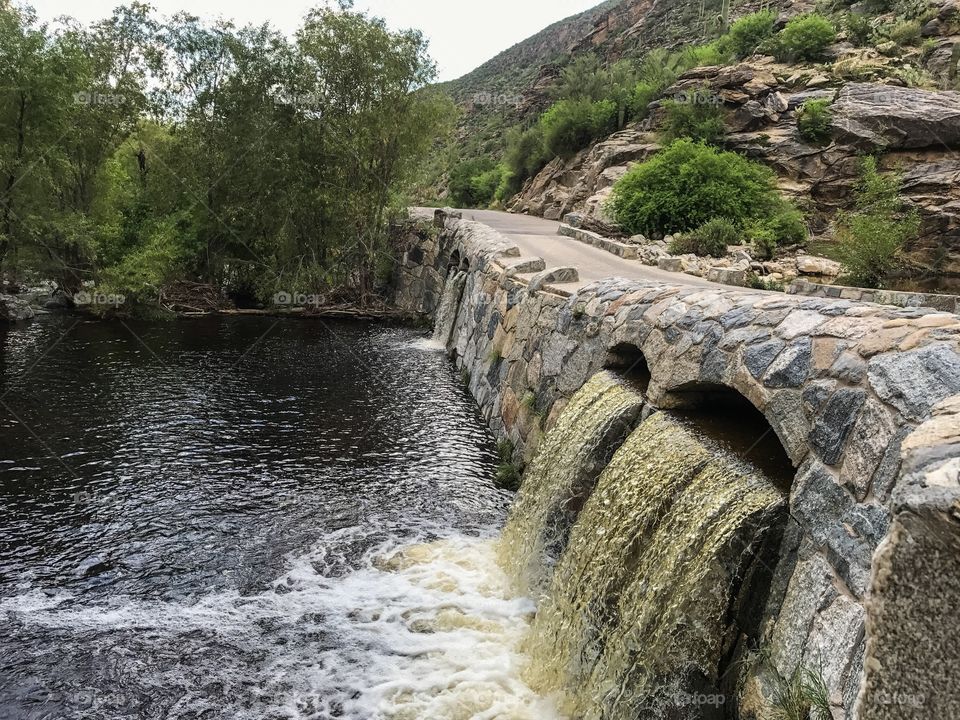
[394,209,960,718]
[789,277,960,314]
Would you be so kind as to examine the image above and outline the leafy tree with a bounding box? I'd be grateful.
[0,2,455,310]
[449,158,496,207]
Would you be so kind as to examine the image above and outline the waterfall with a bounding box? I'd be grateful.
[432,269,468,348]
[497,371,645,596]
[501,376,786,720]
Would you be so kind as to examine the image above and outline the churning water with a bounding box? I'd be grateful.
[0,317,549,720]
[1,316,785,720]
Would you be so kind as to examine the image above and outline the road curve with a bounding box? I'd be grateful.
[455,209,717,289]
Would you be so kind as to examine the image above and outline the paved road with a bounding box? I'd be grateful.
[456,209,716,289]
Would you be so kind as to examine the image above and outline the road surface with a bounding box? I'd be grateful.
[456,209,716,289]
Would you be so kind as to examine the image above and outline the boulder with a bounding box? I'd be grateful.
[796,255,843,276]
[0,294,35,323]
[831,82,960,150]
[706,267,749,286]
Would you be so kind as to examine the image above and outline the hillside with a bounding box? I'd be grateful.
[427,0,960,289]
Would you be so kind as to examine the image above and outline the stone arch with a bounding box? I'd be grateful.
[657,379,796,489]
[602,342,651,393]
[447,249,463,274]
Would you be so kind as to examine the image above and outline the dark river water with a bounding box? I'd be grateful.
[0,316,522,720]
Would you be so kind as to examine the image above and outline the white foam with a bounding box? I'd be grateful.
[4,530,564,720]
[405,337,447,352]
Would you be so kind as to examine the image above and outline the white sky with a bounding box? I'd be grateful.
[26,0,604,81]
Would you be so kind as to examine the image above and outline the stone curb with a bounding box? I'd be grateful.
[557,223,639,259]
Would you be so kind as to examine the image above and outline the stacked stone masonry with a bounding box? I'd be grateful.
[394,209,960,719]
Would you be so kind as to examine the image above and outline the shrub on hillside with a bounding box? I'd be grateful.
[797,99,833,144]
[609,139,785,236]
[541,98,616,158]
[677,41,734,69]
[884,18,922,45]
[837,157,920,287]
[776,14,837,62]
[660,88,726,144]
[669,217,740,257]
[726,10,778,58]
[748,202,808,259]
[844,12,874,46]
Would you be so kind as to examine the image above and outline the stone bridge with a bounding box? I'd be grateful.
[394,208,960,720]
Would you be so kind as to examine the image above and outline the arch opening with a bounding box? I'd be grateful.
[667,381,794,492]
[603,342,651,394]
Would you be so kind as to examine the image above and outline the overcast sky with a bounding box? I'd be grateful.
[26,0,603,81]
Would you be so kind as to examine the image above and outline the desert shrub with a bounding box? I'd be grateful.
[677,41,734,69]
[796,99,833,143]
[669,217,740,257]
[776,14,837,61]
[844,12,874,46]
[837,156,920,287]
[727,10,778,58]
[660,88,726,144]
[748,202,808,259]
[631,81,661,119]
[767,203,808,246]
[609,139,785,236]
[541,98,616,158]
[884,18,922,45]
[553,55,609,101]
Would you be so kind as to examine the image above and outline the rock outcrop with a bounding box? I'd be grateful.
[0,294,35,323]
[510,69,960,277]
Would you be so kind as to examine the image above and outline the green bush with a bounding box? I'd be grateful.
[844,12,874,46]
[776,14,837,61]
[661,88,726,144]
[837,157,920,288]
[631,81,660,120]
[796,99,833,144]
[748,202,808,259]
[884,18,922,45]
[541,98,616,158]
[609,139,784,236]
[727,10,778,58]
[768,203,808,246]
[669,217,740,257]
[677,41,734,69]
